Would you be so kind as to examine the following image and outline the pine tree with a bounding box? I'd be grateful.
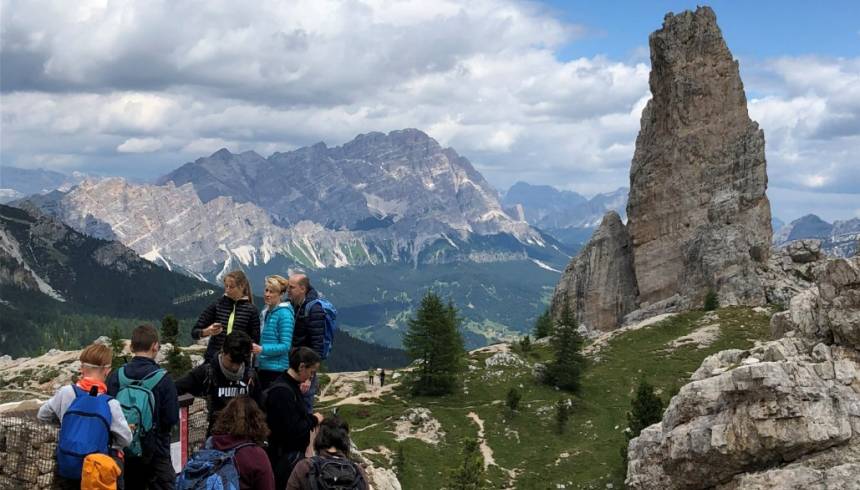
[533,309,553,338]
[626,380,664,437]
[703,289,719,311]
[555,399,570,434]
[622,379,665,474]
[519,335,531,354]
[506,387,521,412]
[161,314,179,344]
[545,302,586,393]
[447,438,486,490]
[162,315,192,378]
[109,325,127,369]
[403,292,465,396]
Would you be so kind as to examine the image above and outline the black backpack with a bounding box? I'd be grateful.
[308,456,366,490]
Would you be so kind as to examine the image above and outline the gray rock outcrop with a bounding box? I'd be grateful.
[627,6,772,309]
[551,211,638,332]
[626,256,860,489]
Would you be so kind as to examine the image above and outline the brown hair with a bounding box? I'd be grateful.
[130,324,159,353]
[80,343,112,367]
[264,275,288,295]
[225,270,253,304]
[211,396,270,445]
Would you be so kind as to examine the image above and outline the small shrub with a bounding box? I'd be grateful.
[703,290,719,311]
[555,399,570,433]
[506,387,521,412]
[519,335,532,354]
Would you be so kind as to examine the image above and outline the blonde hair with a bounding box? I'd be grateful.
[265,275,289,295]
[80,343,112,368]
[224,270,253,304]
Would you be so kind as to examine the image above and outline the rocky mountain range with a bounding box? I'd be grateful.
[501,181,628,248]
[14,130,569,347]
[552,6,773,333]
[774,214,859,257]
[0,167,84,204]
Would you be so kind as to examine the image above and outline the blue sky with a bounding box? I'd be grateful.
[1,0,858,222]
[544,0,860,60]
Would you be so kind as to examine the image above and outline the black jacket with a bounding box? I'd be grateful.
[264,372,319,490]
[175,359,261,434]
[192,295,261,362]
[107,356,179,458]
[291,288,325,356]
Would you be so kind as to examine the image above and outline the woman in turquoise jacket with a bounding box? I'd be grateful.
[253,275,295,390]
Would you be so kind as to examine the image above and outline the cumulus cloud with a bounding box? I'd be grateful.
[0,0,856,220]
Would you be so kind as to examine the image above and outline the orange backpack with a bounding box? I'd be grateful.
[81,453,120,490]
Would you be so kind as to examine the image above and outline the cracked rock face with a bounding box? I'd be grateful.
[627,6,772,309]
[626,257,860,489]
[551,211,638,333]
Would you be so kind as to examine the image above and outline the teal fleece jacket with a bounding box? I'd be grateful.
[258,302,294,372]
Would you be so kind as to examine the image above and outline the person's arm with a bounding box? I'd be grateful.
[108,399,133,449]
[106,370,119,397]
[261,308,294,358]
[308,303,326,356]
[37,388,66,424]
[191,302,218,340]
[250,446,277,490]
[266,387,318,446]
[174,364,207,397]
[249,305,262,344]
[157,376,180,433]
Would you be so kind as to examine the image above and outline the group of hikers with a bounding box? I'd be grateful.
[38,271,369,490]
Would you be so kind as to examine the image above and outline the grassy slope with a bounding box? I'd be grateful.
[322,306,773,489]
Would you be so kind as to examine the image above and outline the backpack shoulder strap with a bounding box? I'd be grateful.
[139,369,167,391]
[117,366,130,387]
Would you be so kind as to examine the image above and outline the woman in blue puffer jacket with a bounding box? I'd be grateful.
[253,275,295,390]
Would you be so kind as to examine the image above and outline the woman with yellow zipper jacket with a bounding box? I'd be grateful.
[253,275,295,390]
[192,270,261,364]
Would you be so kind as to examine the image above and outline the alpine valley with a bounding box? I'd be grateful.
[14,129,580,348]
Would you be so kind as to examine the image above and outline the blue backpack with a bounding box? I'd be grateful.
[176,438,255,490]
[57,385,112,479]
[307,298,338,360]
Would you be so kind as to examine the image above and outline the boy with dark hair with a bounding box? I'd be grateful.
[176,331,260,435]
[107,324,178,490]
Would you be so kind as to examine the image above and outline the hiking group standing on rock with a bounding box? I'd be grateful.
[39,270,369,490]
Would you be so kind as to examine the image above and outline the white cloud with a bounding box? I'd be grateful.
[117,137,163,153]
[0,0,857,219]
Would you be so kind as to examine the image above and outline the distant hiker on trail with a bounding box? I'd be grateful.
[379,368,386,387]
[193,270,261,364]
[176,331,260,436]
[177,396,275,490]
[263,347,324,490]
[288,273,326,412]
[367,368,374,385]
[107,325,178,490]
[286,417,369,490]
[39,343,132,490]
[253,274,294,390]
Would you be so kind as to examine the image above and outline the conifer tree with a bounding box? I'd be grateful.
[703,289,719,311]
[161,314,179,344]
[403,292,465,396]
[109,325,127,369]
[162,314,192,377]
[555,399,570,434]
[622,379,665,475]
[626,379,664,437]
[533,309,553,338]
[506,387,521,412]
[545,301,586,393]
[519,335,531,354]
[447,438,486,490]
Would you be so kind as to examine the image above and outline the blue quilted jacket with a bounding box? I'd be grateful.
[258,302,294,373]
